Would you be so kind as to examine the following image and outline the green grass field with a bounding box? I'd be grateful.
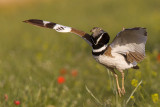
[0,0,160,106]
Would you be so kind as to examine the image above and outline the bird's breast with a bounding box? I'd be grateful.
[93,53,134,70]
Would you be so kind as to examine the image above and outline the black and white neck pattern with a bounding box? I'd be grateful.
[91,32,110,56]
[92,44,108,56]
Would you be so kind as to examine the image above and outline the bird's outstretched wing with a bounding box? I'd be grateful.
[23,19,92,46]
[110,27,147,63]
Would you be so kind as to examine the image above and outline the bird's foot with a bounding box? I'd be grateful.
[121,88,125,95]
[117,88,122,97]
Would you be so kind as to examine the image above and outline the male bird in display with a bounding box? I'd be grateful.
[23,19,147,97]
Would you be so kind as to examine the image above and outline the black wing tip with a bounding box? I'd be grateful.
[23,19,56,29]
[23,19,43,24]
[23,19,42,22]
[23,19,45,27]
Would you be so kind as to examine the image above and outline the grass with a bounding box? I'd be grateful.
[0,0,160,106]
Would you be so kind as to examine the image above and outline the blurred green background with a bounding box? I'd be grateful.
[0,0,160,106]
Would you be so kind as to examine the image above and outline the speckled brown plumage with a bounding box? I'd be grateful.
[126,52,145,63]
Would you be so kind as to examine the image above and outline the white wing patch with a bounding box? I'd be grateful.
[54,24,71,33]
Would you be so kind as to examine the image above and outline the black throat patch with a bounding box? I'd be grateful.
[91,33,110,47]
[91,32,110,56]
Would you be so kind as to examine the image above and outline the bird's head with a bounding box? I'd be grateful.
[90,27,105,38]
[90,27,110,46]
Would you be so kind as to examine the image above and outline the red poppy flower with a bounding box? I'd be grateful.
[60,68,67,75]
[71,69,78,77]
[14,100,20,105]
[57,76,65,84]
[157,53,160,62]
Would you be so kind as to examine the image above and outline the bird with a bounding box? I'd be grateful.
[23,19,147,97]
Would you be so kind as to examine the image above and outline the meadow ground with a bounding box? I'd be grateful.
[0,0,160,106]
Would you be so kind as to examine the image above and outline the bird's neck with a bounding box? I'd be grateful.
[92,44,108,56]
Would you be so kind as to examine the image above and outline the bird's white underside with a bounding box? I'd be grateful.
[94,52,135,70]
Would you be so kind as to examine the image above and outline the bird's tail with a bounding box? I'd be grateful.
[132,65,139,69]
[23,19,72,33]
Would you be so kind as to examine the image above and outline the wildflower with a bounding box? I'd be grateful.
[60,68,67,75]
[130,95,134,99]
[151,93,159,103]
[131,79,138,87]
[157,53,160,62]
[151,71,157,77]
[57,76,65,84]
[4,94,8,101]
[71,69,78,77]
[14,100,20,105]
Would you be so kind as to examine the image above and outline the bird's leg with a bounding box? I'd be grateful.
[118,69,125,95]
[114,73,122,97]
[121,71,125,95]
[110,69,121,97]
